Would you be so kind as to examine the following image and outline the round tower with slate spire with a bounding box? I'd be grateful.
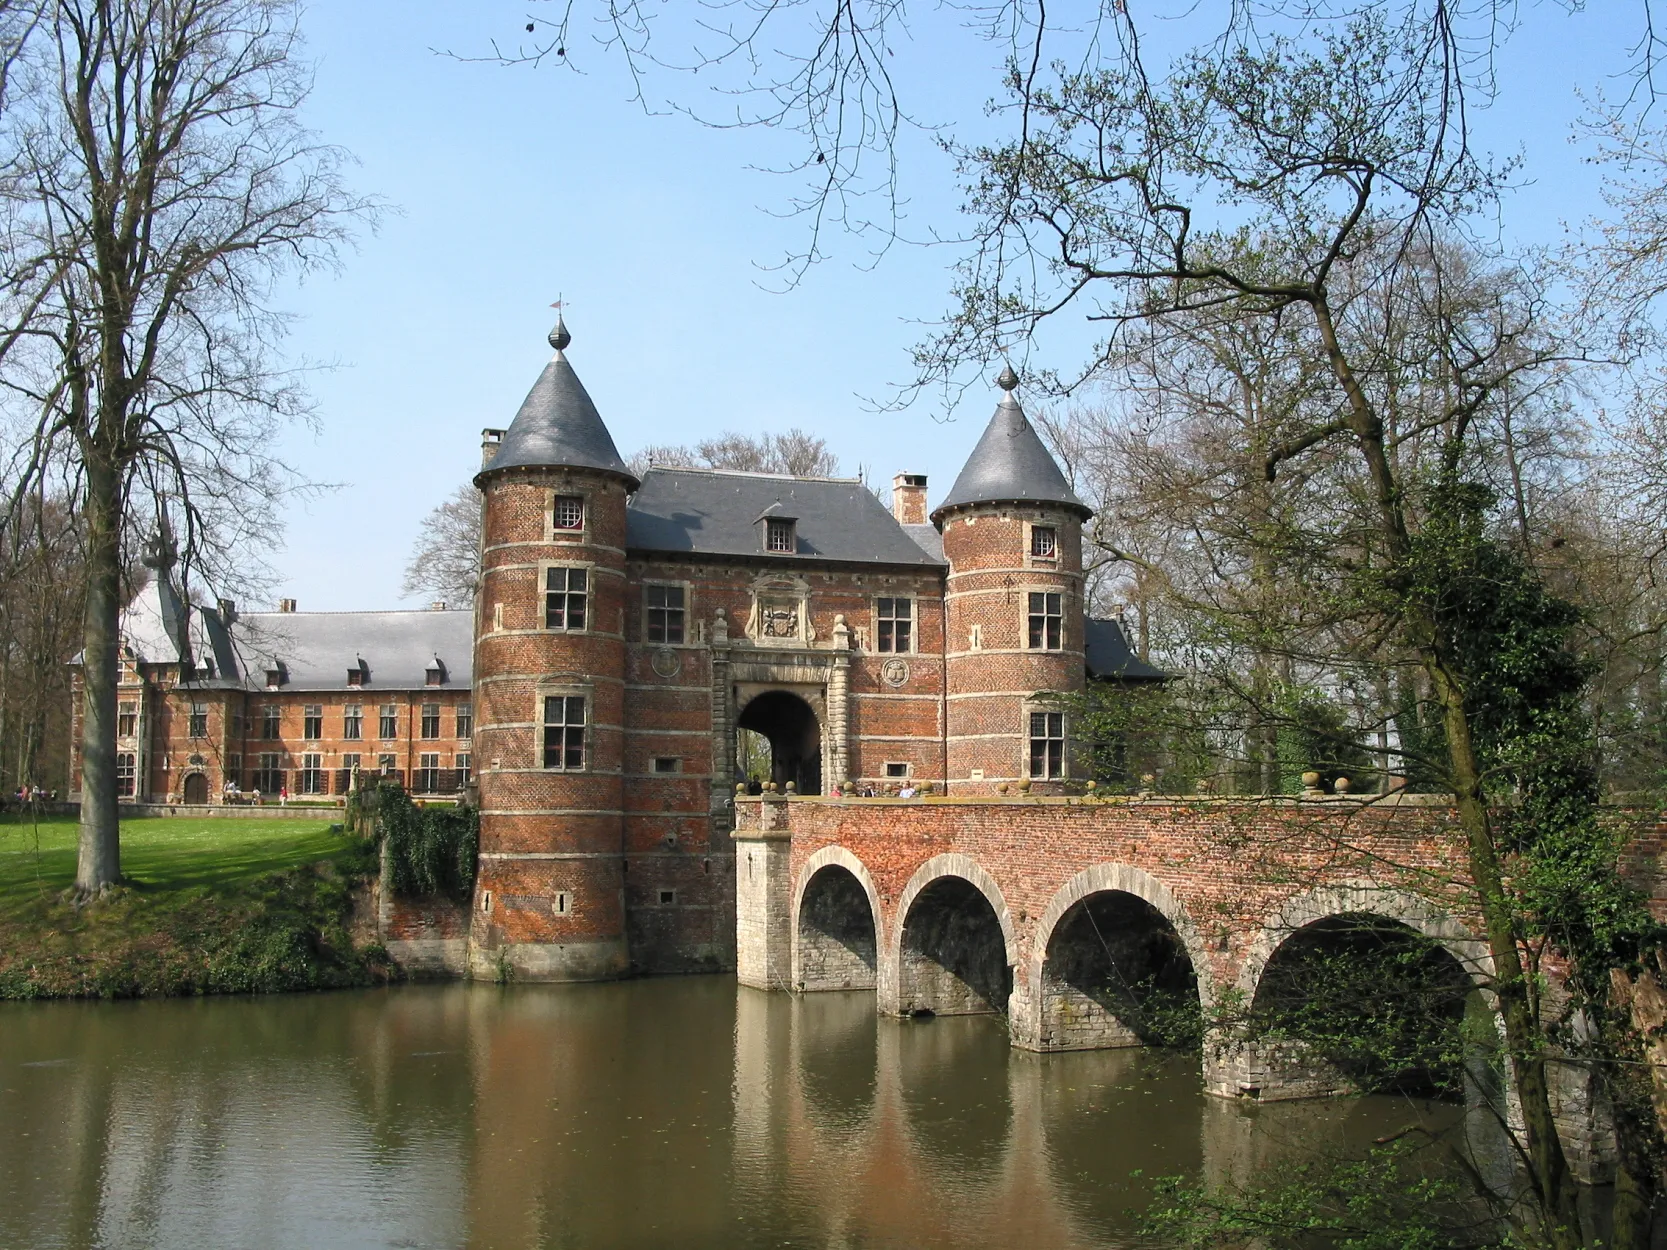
[933,364,1093,795]
[469,318,640,981]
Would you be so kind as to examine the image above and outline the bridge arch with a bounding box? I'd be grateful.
[1018,863,1211,1051]
[1228,883,1492,1100]
[888,853,1018,1017]
[791,846,882,991]
[1237,882,1490,997]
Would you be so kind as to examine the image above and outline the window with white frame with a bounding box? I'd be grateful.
[116,752,137,797]
[415,753,440,792]
[343,704,363,740]
[303,704,322,740]
[1029,711,1065,779]
[457,752,472,784]
[379,705,398,739]
[118,702,137,737]
[300,754,325,794]
[552,494,584,531]
[189,702,208,738]
[420,703,441,739]
[542,695,586,770]
[766,518,795,553]
[1031,525,1058,558]
[545,566,588,630]
[645,584,686,644]
[456,702,473,740]
[1027,591,1063,650]
[876,597,913,652]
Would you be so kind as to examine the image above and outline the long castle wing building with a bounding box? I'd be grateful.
[76,319,1161,980]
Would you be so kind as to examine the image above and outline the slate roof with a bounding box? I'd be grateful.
[228,610,474,692]
[109,580,474,692]
[901,523,945,562]
[1084,617,1167,681]
[119,574,192,667]
[478,321,638,487]
[627,467,945,567]
[933,390,1090,522]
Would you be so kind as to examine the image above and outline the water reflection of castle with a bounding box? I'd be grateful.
[0,984,1468,1248]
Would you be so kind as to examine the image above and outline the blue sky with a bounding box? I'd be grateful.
[270,1,1642,610]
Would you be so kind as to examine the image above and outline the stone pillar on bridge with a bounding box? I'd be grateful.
[734,795,793,990]
[1200,1038,1356,1102]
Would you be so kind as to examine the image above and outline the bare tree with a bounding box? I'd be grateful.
[625,427,839,477]
[402,483,481,606]
[0,490,82,794]
[0,0,370,898]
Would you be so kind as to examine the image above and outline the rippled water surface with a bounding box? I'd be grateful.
[0,979,1456,1249]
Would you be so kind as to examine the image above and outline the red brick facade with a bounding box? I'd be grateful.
[465,461,1109,978]
[71,638,475,805]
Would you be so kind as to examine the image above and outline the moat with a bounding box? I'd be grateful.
[0,978,1460,1250]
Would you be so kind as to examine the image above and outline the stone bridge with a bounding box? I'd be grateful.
[733,791,1643,1125]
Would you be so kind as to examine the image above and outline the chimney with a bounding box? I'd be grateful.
[891,473,928,526]
[481,427,505,468]
[278,598,296,613]
[217,598,237,624]
[430,600,448,611]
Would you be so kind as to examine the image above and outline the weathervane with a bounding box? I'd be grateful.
[548,295,571,352]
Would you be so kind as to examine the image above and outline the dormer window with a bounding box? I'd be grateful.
[553,495,584,531]
[347,657,368,686]
[766,518,795,553]
[426,657,447,687]
[264,661,286,688]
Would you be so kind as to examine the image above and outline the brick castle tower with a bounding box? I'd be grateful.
[933,364,1092,794]
[469,317,639,981]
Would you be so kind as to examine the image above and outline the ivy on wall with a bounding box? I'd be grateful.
[363,783,478,902]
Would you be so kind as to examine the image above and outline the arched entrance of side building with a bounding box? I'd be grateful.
[183,772,209,805]
[736,689,822,795]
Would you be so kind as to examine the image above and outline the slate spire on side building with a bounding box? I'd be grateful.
[930,363,1091,525]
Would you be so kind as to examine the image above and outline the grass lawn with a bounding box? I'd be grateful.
[0,812,388,999]
[0,813,353,918]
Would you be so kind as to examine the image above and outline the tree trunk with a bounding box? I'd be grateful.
[1311,296,1586,1246]
[1433,652,1585,1248]
[74,454,121,897]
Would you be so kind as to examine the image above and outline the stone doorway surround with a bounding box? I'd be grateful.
[708,608,852,800]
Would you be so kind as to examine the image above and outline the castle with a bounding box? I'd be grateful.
[77,318,1160,979]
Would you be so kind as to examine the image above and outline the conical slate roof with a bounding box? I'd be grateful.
[931,369,1090,523]
[479,319,638,487]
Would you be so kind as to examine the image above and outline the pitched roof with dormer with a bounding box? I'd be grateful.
[627,467,944,566]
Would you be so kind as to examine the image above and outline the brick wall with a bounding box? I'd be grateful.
[71,663,474,803]
[472,467,632,980]
[940,503,1085,793]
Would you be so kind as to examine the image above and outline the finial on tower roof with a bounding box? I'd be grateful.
[548,315,571,352]
[141,514,177,571]
[997,361,1019,392]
